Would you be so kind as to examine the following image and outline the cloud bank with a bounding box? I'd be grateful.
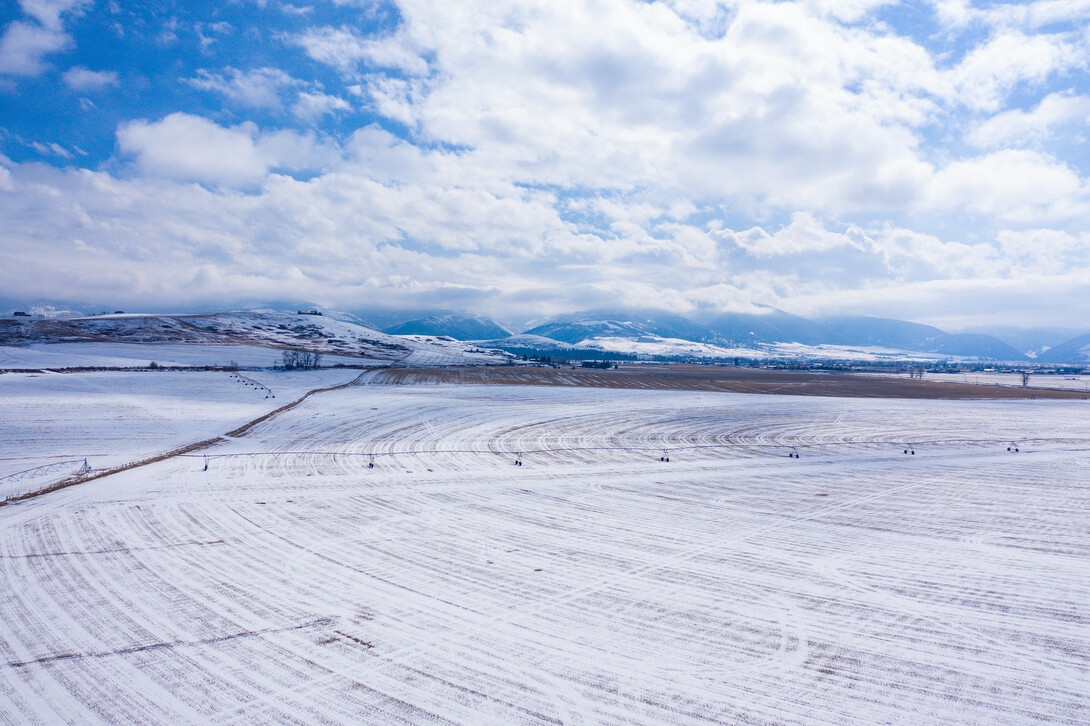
[1,0,1089,328]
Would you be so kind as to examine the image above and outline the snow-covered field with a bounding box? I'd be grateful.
[0,369,359,499]
[1,376,1088,724]
[897,370,1090,393]
[0,343,380,370]
[502,334,957,363]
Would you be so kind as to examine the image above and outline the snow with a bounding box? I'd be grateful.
[0,343,383,369]
[874,370,1090,393]
[487,334,576,349]
[0,368,358,498]
[0,374,1088,724]
[765,341,950,362]
[545,335,959,362]
[1,311,513,369]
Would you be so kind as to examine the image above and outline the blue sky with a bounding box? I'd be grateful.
[2,0,1089,328]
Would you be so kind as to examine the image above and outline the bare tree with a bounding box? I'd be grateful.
[281,350,323,369]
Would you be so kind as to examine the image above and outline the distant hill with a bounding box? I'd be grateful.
[918,333,1026,361]
[814,315,946,349]
[961,326,1087,359]
[522,309,717,344]
[0,311,513,366]
[1036,333,1090,364]
[3,305,1054,364]
[706,308,827,345]
[813,316,1026,360]
[517,308,1028,361]
[384,314,511,340]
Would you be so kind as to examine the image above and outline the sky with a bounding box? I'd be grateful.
[1,0,1089,330]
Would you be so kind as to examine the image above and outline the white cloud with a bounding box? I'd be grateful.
[0,20,70,75]
[803,0,898,22]
[280,4,313,17]
[970,92,1090,147]
[62,66,118,91]
[870,225,1001,280]
[18,0,88,31]
[29,140,73,157]
[0,0,88,76]
[924,149,1087,222]
[291,91,351,122]
[291,25,429,75]
[714,213,868,258]
[122,114,350,188]
[995,227,1088,275]
[6,0,1090,327]
[118,114,271,187]
[936,0,1090,30]
[185,67,301,110]
[787,271,1090,330]
[320,1,944,214]
[948,31,1084,112]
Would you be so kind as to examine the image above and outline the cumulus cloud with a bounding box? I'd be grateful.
[291,91,351,122]
[713,213,869,258]
[118,114,272,187]
[970,92,1090,148]
[0,0,88,76]
[116,113,344,187]
[5,0,1090,327]
[293,0,942,215]
[924,149,1087,222]
[291,25,428,75]
[0,21,70,75]
[995,227,1088,275]
[948,31,1084,112]
[62,65,118,90]
[185,66,301,110]
[934,0,1090,30]
[19,0,89,30]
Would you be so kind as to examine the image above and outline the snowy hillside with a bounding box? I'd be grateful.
[384,314,511,340]
[512,309,1030,362]
[485,333,971,363]
[0,312,512,368]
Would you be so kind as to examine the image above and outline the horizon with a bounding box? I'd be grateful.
[4,303,1088,342]
[3,1,1089,329]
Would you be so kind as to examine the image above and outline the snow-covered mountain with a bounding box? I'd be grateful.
[962,326,1087,359]
[509,308,1030,362]
[384,314,511,340]
[6,306,1082,364]
[705,308,828,345]
[522,310,718,344]
[1036,333,1090,364]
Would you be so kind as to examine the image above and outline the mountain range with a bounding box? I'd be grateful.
[384,314,511,340]
[5,304,1088,364]
[376,308,1087,363]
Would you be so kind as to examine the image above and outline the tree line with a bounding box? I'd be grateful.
[280,350,323,369]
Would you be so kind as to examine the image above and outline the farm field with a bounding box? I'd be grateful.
[0,369,360,499]
[0,373,1088,724]
[372,364,1088,399]
[888,370,1090,393]
[0,343,381,370]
